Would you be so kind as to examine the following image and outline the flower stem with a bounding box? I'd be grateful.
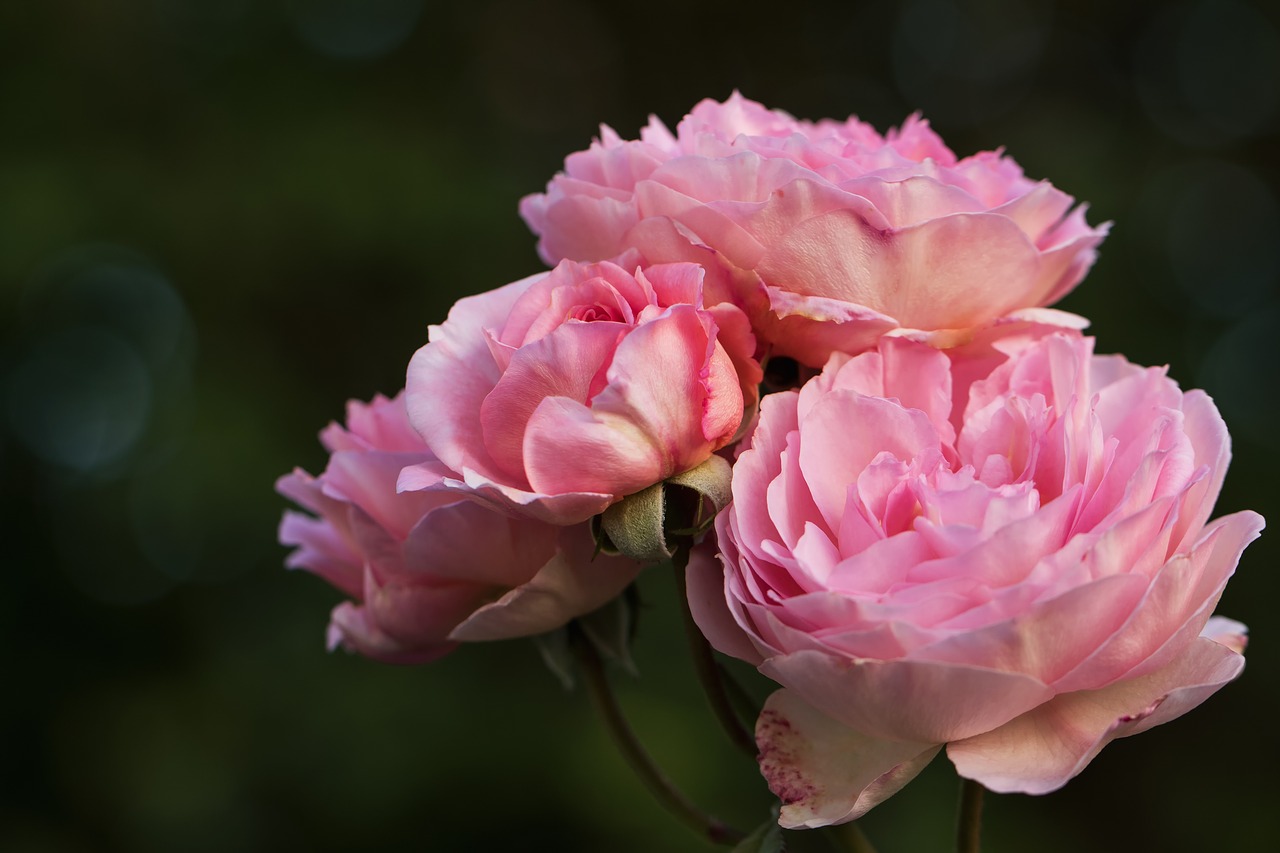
[831,820,880,853]
[672,546,759,759]
[956,778,984,853]
[570,622,745,846]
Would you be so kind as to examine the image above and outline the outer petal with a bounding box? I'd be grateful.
[757,211,1043,331]
[401,501,560,588]
[686,538,767,666]
[278,508,362,598]
[760,648,1054,743]
[448,524,641,641]
[756,689,941,829]
[406,276,539,481]
[328,601,458,666]
[421,465,615,527]
[947,623,1247,794]
[321,450,446,541]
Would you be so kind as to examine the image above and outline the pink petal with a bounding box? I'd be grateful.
[798,394,940,533]
[327,601,458,666]
[913,572,1147,684]
[1167,390,1232,553]
[401,501,559,587]
[357,568,492,657]
[989,182,1076,245]
[278,509,362,598]
[947,628,1247,794]
[480,320,628,481]
[1052,510,1263,692]
[527,193,640,264]
[761,289,899,365]
[757,211,1043,331]
[837,174,986,226]
[521,396,666,498]
[578,305,722,472]
[633,169,769,269]
[406,277,535,481]
[321,450,447,541]
[760,648,1053,743]
[757,689,941,828]
[686,538,770,666]
[449,524,641,641]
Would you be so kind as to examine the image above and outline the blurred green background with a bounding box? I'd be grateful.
[3,1,1278,850]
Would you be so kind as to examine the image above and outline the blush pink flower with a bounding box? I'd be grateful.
[520,92,1108,366]
[402,258,760,525]
[277,393,641,664]
[688,331,1262,827]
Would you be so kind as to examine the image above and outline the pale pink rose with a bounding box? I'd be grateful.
[688,331,1262,827]
[520,92,1109,366]
[402,258,761,525]
[277,393,641,664]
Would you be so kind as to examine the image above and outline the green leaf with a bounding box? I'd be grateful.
[532,626,576,691]
[577,589,639,676]
[731,814,786,853]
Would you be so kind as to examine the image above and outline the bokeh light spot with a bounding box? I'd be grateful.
[7,328,152,472]
[1167,160,1280,319]
[1200,305,1280,448]
[1135,1,1280,146]
[287,0,423,61]
[891,0,1049,127]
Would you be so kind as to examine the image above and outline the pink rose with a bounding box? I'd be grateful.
[520,92,1108,365]
[402,258,760,525]
[277,393,641,664]
[688,332,1261,827]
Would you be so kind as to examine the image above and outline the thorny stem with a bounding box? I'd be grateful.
[956,778,985,853]
[672,545,760,759]
[570,622,745,846]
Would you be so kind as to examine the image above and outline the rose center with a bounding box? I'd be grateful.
[569,303,620,323]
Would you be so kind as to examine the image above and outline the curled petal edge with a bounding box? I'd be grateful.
[757,689,941,829]
[947,621,1247,794]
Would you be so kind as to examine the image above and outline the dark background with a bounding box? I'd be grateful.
[3,1,1278,850]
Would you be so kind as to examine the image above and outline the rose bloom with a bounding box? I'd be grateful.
[688,331,1262,827]
[520,92,1108,366]
[402,257,760,525]
[277,393,641,664]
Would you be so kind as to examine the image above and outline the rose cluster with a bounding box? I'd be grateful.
[279,94,1259,829]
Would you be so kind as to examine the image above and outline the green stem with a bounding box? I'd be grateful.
[672,546,759,759]
[822,820,879,853]
[570,623,745,846]
[956,778,984,853]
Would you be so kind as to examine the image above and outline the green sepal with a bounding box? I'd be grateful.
[533,626,576,691]
[597,454,735,564]
[577,587,639,676]
[666,453,733,536]
[590,512,622,557]
[731,809,786,853]
[599,480,671,564]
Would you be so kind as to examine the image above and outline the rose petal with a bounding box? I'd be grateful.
[449,525,640,641]
[948,628,1247,794]
[760,648,1054,743]
[757,689,941,829]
